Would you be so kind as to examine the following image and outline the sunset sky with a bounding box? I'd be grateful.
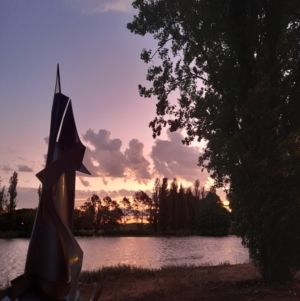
[0,0,223,209]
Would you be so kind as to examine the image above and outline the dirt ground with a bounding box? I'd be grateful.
[78,264,300,301]
[1,264,299,300]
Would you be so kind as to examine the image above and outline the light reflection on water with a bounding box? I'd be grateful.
[0,236,248,286]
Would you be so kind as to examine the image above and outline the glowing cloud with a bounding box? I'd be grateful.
[82,129,151,182]
[151,130,209,184]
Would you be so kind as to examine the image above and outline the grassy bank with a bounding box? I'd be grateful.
[79,263,300,301]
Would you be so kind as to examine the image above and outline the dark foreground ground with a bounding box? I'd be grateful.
[1,264,300,301]
[78,264,300,301]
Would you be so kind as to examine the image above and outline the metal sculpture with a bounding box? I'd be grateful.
[3,66,90,301]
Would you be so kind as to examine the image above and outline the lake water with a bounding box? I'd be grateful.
[0,235,249,286]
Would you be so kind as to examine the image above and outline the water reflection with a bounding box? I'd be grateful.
[0,236,249,286]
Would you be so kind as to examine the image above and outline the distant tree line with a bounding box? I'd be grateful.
[0,174,231,237]
[73,178,231,236]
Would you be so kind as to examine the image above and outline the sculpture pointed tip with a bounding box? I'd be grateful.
[55,64,61,94]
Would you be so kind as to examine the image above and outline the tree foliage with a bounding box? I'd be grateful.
[0,172,18,231]
[7,171,18,230]
[128,0,300,282]
[0,177,6,214]
[120,197,133,229]
[152,177,229,235]
[7,171,18,213]
[15,208,37,234]
[133,190,153,229]
[196,191,231,236]
[152,177,160,233]
[79,194,122,234]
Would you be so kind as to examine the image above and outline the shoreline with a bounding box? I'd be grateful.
[0,229,236,239]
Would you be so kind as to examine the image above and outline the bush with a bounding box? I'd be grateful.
[232,189,300,283]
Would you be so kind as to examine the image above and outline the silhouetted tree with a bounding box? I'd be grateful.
[120,197,132,230]
[193,180,201,199]
[15,208,37,234]
[186,187,196,230]
[79,195,122,234]
[128,0,300,282]
[151,178,160,233]
[158,177,169,232]
[73,208,88,232]
[132,207,141,225]
[7,172,18,211]
[196,192,231,236]
[97,196,122,232]
[0,177,6,214]
[133,191,152,230]
[7,171,18,230]
[80,194,101,234]
[169,178,178,231]
[177,184,188,230]
[192,180,205,223]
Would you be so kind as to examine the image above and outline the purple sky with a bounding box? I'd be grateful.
[0,0,224,209]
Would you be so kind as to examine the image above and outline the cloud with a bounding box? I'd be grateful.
[1,164,13,172]
[67,0,133,14]
[82,129,151,182]
[75,189,98,201]
[117,189,136,197]
[83,128,122,152]
[83,129,126,177]
[150,130,209,184]
[18,165,34,172]
[81,128,209,186]
[79,177,90,187]
[101,0,133,12]
[124,139,152,182]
